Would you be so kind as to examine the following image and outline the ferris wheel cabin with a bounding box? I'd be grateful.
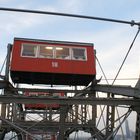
[10,38,96,86]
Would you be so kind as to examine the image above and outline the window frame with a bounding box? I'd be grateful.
[55,46,71,60]
[21,43,87,61]
[71,47,87,61]
[21,43,38,58]
[38,45,55,59]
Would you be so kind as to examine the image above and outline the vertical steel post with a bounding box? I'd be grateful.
[135,111,140,140]
[91,50,97,126]
[89,91,96,126]
[58,105,67,140]
[0,44,12,139]
[135,78,140,140]
[1,44,12,119]
[105,93,115,139]
[5,44,12,81]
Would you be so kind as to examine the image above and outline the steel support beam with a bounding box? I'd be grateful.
[135,78,140,89]
[0,117,36,140]
[0,95,140,106]
[0,129,6,140]
[106,102,115,139]
[93,84,140,98]
[0,7,140,27]
[1,82,140,98]
[0,81,9,89]
[135,112,140,140]
[134,78,140,140]
[2,121,103,130]
[58,105,68,140]
[3,83,139,98]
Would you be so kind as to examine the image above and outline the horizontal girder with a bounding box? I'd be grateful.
[0,79,140,98]
[3,85,140,98]
[93,84,140,98]
[0,95,139,106]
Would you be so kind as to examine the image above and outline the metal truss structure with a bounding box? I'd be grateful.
[0,45,139,140]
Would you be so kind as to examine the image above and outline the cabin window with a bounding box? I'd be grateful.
[39,45,53,58]
[22,44,37,57]
[21,43,87,61]
[56,47,70,59]
[72,48,86,60]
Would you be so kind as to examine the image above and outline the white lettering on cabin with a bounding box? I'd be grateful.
[52,62,58,68]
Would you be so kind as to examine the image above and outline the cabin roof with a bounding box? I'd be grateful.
[14,37,94,47]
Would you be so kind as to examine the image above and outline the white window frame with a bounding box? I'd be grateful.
[21,43,38,58]
[21,43,87,61]
[55,46,71,60]
[38,45,55,59]
[71,47,87,61]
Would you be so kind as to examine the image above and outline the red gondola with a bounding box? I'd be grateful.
[24,92,64,110]
[10,38,96,85]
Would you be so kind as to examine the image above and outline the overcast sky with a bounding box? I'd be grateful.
[0,0,140,86]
